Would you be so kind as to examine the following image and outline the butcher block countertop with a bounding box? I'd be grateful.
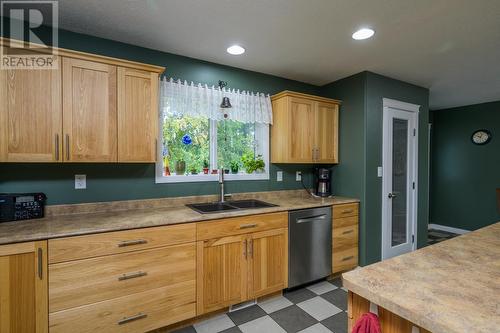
[0,189,358,245]
[342,222,500,333]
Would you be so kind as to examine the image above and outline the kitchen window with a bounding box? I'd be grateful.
[155,78,272,183]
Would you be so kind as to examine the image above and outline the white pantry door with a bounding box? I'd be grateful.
[381,98,419,260]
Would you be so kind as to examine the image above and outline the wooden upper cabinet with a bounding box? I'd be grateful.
[315,101,339,163]
[62,58,117,162]
[117,67,158,162]
[271,91,341,164]
[0,241,48,333]
[0,56,62,162]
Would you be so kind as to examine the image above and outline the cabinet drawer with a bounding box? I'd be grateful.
[334,216,358,228]
[49,223,196,263]
[333,225,358,251]
[49,280,196,333]
[197,212,288,240]
[49,243,195,313]
[333,247,358,273]
[333,203,359,219]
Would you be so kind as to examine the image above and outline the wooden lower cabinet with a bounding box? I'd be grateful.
[197,214,288,315]
[0,241,48,333]
[49,281,195,333]
[332,203,359,274]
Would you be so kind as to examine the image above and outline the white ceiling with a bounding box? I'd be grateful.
[55,0,500,109]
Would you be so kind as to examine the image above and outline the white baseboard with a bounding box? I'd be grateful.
[428,224,470,235]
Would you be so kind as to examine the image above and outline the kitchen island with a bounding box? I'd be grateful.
[342,222,500,333]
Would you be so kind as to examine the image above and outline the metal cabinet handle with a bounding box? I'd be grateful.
[65,134,70,161]
[37,248,43,280]
[55,134,59,161]
[297,214,327,223]
[118,313,147,325]
[341,255,354,262]
[342,229,354,235]
[388,192,397,199]
[118,239,148,247]
[243,239,247,258]
[118,271,147,281]
[240,223,257,229]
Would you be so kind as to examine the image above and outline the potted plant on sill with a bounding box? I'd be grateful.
[190,166,199,175]
[175,160,186,175]
[242,154,265,174]
[202,159,209,174]
[230,161,240,174]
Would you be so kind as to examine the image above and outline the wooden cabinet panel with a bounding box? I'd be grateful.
[117,68,158,162]
[0,241,48,333]
[315,102,339,163]
[333,247,358,274]
[62,57,117,162]
[0,56,62,162]
[289,97,315,163]
[333,203,359,219]
[48,223,195,264]
[196,235,248,315]
[333,225,358,251]
[49,280,195,333]
[197,212,288,241]
[49,243,195,312]
[334,216,358,228]
[249,228,288,298]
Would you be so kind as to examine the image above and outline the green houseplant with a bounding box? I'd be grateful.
[175,160,186,175]
[229,161,240,174]
[202,159,209,174]
[190,166,198,175]
[242,154,265,173]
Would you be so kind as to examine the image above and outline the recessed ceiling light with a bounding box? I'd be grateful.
[227,45,245,55]
[352,28,375,40]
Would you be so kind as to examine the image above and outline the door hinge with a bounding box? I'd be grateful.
[412,235,415,243]
[412,182,415,189]
[413,128,416,136]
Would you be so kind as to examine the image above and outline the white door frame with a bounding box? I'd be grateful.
[381,98,420,260]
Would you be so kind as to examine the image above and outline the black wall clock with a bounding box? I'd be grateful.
[471,129,492,145]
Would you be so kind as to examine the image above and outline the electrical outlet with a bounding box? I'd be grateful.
[75,174,86,189]
[276,171,283,182]
[296,171,302,182]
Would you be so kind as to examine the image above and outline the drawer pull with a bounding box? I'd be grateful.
[118,271,148,281]
[118,313,147,325]
[341,255,354,262]
[118,239,148,247]
[240,223,257,229]
[341,209,354,214]
[342,229,354,235]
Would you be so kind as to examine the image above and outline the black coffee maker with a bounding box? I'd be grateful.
[314,168,332,197]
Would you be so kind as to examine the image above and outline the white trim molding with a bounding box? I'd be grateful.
[428,224,470,235]
[382,98,421,113]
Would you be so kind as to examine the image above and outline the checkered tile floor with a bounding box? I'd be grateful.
[427,229,458,246]
[172,278,347,333]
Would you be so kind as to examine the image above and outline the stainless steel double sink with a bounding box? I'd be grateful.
[186,199,277,214]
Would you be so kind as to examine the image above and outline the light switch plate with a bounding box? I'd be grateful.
[377,167,383,178]
[276,171,283,182]
[296,171,302,182]
[75,174,86,189]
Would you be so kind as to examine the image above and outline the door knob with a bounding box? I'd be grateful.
[388,192,397,199]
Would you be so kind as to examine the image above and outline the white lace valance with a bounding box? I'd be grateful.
[160,78,273,124]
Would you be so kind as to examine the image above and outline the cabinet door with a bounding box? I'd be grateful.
[0,241,48,333]
[62,58,117,162]
[315,102,339,163]
[197,235,248,315]
[117,67,158,162]
[0,57,62,162]
[288,97,315,162]
[249,228,288,298]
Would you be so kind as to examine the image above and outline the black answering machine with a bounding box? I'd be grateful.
[0,193,47,223]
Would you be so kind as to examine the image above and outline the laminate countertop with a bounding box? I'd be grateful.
[0,190,359,245]
[342,222,500,333]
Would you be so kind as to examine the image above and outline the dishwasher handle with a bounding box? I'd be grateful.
[296,214,328,223]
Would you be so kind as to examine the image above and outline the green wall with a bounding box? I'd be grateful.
[0,26,319,205]
[320,72,430,266]
[431,101,500,230]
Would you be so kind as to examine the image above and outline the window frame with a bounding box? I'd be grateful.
[155,118,270,184]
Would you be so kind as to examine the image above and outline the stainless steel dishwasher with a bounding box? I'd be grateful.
[288,207,332,288]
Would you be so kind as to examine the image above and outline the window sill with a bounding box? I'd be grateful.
[155,172,269,184]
